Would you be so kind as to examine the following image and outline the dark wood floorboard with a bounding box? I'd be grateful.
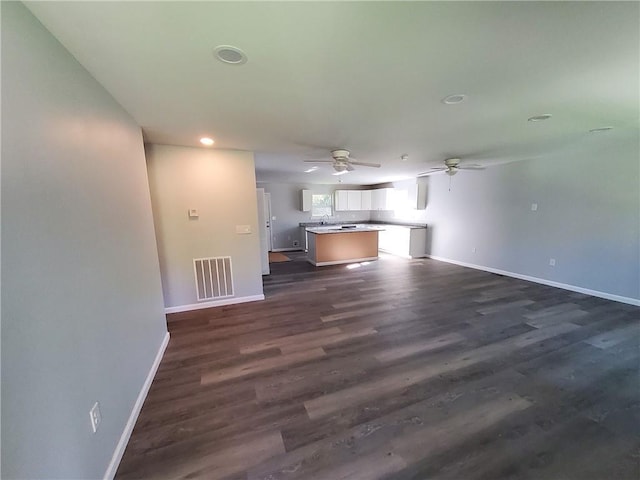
[116,252,640,479]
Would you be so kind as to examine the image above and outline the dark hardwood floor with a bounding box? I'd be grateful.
[116,252,640,479]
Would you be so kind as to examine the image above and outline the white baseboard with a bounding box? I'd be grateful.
[104,331,170,480]
[271,247,302,252]
[164,294,265,314]
[426,255,640,307]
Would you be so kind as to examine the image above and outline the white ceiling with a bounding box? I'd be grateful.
[25,1,639,185]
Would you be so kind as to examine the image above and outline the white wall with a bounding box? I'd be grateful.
[1,3,168,478]
[414,134,640,303]
[259,183,371,250]
[146,145,264,310]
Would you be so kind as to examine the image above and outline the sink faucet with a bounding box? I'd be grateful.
[321,214,330,225]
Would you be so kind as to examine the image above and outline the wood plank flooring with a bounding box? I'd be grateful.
[116,252,640,479]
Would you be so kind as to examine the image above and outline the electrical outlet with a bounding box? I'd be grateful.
[549,258,556,266]
[89,402,101,433]
[531,203,538,211]
[472,247,477,253]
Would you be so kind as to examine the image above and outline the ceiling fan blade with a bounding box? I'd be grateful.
[458,165,486,170]
[350,161,381,168]
[428,166,447,171]
[417,170,445,177]
[303,159,334,163]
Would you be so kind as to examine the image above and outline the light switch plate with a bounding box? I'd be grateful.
[188,209,199,218]
[236,225,251,234]
[531,203,538,211]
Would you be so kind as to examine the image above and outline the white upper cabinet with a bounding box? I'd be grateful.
[301,189,312,212]
[335,188,401,211]
[334,190,349,211]
[361,190,372,210]
[347,190,362,210]
[371,188,395,210]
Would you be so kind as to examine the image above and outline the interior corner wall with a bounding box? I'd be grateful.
[146,144,264,309]
[1,3,168,479]
[422,134,640,302]
[259,183,371,251]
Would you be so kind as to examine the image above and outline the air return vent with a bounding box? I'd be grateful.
[193,256,234,301]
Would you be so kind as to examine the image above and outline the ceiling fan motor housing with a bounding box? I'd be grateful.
[444,158,461,167]
[331,149,350,160]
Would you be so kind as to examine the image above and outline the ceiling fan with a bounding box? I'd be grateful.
[304,149,381,173]
[418,158,485,177]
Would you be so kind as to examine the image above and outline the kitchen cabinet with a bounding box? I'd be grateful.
[335,189,367,211]
[378,225,427,258]
[371,188,395,210]
[347,190,362,210]
[394,183,427,210]
[334,190,349,211]
[306,227,380,266]
[361,190,372,210]
[300,189,311,212]
[335,188,400,211]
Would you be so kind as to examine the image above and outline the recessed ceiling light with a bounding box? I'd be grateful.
[442,94,467,105]
[200,137,215,146]
[528,114,552,122]
[214,45,247,65]
[589,127,613,133]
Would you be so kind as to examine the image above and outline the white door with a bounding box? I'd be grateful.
[264,192,273,251]
[256,189,270,275]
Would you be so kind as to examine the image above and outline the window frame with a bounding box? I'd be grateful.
[310,193,333,217]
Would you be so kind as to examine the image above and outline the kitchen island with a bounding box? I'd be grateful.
[306,225,381,266]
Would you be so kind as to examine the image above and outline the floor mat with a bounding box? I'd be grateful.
[269,252,291,263]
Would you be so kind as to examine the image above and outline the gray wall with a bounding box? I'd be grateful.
[1,3,168,479]
[147,144,264,308]
[409,135,639,301]
[259,183,371,250]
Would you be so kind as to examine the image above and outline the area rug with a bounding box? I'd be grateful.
[269,252,291,263]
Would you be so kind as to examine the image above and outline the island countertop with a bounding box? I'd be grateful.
[306,225,384,234]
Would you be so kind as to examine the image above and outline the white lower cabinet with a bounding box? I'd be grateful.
[378,225,427,258]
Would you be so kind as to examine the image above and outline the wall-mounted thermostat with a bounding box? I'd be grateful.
[188,209,199,219]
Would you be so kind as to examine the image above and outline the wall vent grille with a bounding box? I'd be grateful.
[193,256,234,301]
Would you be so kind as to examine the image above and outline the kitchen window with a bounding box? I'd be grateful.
[311,194,332,217]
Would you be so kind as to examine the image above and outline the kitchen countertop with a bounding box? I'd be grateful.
[306,225,383,234]
[300,221,426,229]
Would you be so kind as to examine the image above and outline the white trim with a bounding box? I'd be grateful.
[271,247,303,252]
[426,255,640,307]
[164,294,265,314]
[308,256,379,267]
[103,331,170,480]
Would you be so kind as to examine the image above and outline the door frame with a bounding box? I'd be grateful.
[264,192,273,251]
